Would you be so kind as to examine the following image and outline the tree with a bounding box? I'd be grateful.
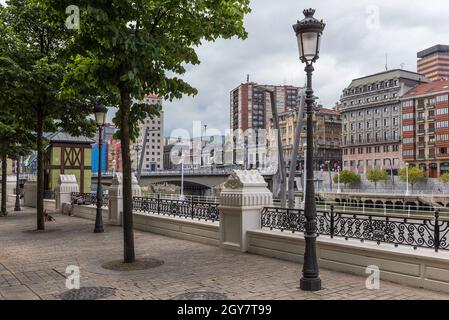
[439,172,449,185]
[366,167,389,190]
[41,0,251,262]
[333,170,361,188]
[1,0,96,229]
[399,166,426,192]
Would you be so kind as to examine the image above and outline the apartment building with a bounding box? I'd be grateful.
[401,81,449,177]
[230,82,302,131]
[340,69,428,174]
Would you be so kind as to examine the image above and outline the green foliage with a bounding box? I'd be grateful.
[40,0,251,140]
[333,170,361,187]
[439,172,449,184]
[0,210,8,217]
[366,167,390,189]
[399,166,426,190]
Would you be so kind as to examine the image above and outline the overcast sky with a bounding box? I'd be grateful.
[3,0,449,137]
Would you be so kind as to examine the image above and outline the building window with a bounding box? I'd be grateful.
[437,121,449,129]
[402,100,413,108]
[436,95,449,103]
[436,108,449,115]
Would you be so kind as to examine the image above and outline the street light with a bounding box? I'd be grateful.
[337,165,342,193]
[14,149,21,212]
[405,163,410,196]
[93,103,108,233]
[293,8,325,292]
[179,151,185,201]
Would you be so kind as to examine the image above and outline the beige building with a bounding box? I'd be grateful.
[276,106,342,171]
[340,69,428,174]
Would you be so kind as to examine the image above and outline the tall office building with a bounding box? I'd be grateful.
[131,94,164,172]
[230,82,302,131]
[401,81,449,177]
[340,69,428,174]
[417,45,449,82]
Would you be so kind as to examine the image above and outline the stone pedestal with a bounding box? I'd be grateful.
[108,172,141,226]
[218,170,273,252]
[6,175,16,196]
[55,175,79,212]
[23,176,37,208]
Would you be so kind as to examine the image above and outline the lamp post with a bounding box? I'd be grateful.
[405,163,410,196]
[326,160,332,192]
[337,165,341,193]
[293,8,325,291]
[180,151,185,201]
[14,152,21,212]
[93,103,108,233]
[301,142,307,209]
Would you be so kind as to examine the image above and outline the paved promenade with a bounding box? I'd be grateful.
[1,207,449,300]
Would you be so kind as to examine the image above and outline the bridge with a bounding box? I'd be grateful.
[317,191,449,210]
[93,169,276,194]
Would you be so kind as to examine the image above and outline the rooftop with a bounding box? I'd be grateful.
[347,69,428,88]
[402,80,449,99]
[417,44,449,59]
[46,131,96,144]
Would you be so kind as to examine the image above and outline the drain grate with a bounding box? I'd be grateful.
[59,287,116,300]
[173,292,227,300]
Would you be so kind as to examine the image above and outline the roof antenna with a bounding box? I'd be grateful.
[247,74,250,83]
[400,62,405,69]
[385,53,388,71]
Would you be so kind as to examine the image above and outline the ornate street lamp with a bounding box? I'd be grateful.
[14,146,21,212]
[93,103,108,233]
[293,8,325,292]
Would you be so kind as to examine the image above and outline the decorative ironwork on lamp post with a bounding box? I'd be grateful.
[93,103,108,233]
[293,8,325,292]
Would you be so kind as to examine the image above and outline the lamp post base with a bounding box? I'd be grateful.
[300,276,321,291]
[94,227,104,233]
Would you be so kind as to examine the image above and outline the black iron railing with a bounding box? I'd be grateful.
[261,206,449,252]
[71,192,109,208]
[133,196,220,222]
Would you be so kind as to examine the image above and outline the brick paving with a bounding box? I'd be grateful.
[1,207,449,300]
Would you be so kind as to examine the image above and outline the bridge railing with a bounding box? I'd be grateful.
[71,192,109,208]
[142,192,219,204]
[261,206,449,252]
[133,195,220,222]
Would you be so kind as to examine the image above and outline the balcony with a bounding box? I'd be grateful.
[417,104,425,110]
[426,103,436,110]
[417,130,425,135]
[417,116,425,122]
[417,142,426,148]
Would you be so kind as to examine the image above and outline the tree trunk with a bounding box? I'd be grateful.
[36,112,45,230]
[1,153,7,213]
[119,85,135,263]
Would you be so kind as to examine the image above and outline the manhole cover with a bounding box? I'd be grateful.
[60,287,116,300]
[173,292,228,300]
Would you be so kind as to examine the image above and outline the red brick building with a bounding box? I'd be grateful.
[401,81,449,177]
